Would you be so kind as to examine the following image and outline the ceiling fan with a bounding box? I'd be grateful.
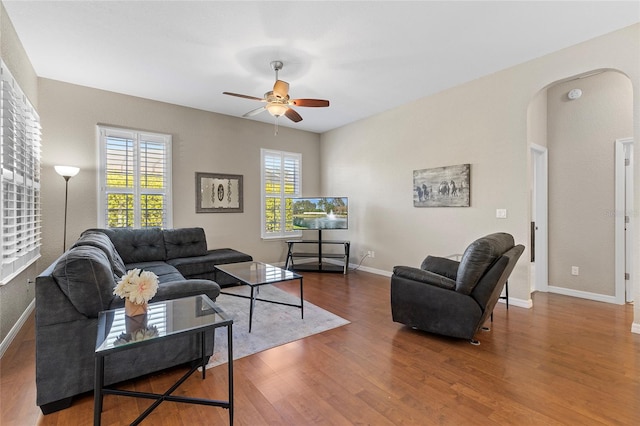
[223,61,329,131]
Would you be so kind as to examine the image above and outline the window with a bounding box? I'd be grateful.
[98,126,172,229]
[1,60,42,284]
[261,149,301,239]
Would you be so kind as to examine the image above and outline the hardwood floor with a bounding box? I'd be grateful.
[1,270,639,425]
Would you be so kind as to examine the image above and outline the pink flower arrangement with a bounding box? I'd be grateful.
[113,268,159,304]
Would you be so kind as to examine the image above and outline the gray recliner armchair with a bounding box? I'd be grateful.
[390,232,524,344]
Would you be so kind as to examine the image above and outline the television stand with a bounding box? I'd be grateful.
[285,230,350,274]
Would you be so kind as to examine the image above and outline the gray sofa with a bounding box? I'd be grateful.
[35,227,252,414]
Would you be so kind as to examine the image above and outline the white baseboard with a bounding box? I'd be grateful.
[282,257,392,277]
[280,262,639,336]
[548,285,618,304]
[498,297,533,309]
[0,298,35,359]
[349,264,392,277]
[287,259,545,312]
[349,261,531,306]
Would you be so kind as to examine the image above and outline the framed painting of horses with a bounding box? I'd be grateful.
[413,164,470,207]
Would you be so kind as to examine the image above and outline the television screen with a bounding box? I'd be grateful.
[291,197,348,230]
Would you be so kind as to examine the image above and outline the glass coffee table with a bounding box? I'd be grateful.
[94,294,233,426]
[215,261,304,332]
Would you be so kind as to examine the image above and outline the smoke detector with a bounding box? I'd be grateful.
[567,89,582,100]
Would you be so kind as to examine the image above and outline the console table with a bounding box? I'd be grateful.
[285,238,350,274]
[94,294,233,426]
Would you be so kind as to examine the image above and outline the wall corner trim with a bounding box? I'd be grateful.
[0,298,35,359]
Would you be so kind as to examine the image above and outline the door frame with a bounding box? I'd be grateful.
[531,143,548,293]
[615,137,634,304]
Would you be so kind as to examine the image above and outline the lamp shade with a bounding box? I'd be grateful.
[54,165,80,178]
[273,80,289,99]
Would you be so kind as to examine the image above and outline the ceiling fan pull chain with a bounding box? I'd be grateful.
[274,117,279,135]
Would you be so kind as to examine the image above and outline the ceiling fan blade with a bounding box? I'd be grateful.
[290,98,330,107]
[284,107,303,123]
[243,106,267,117]
[223,92,265,102]
[273,80,289,99]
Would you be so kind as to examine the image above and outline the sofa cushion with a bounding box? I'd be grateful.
[166,248,253,277]
[91,228,167,263]
[123,261,184,284]
[163,227,208,259]
[52,246,116,317]
[153,279,221,303]
[456,233,514,295]
[108,278,221,309]
[74,230,127,277]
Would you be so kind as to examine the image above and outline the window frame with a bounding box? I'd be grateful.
[260,148,302,239]
[0,60,42,285]
[97,126,172,229]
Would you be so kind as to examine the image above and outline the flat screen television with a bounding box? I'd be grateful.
[291,197,348,230]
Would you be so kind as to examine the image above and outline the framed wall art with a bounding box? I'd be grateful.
[196,172,243,213]
[413,164,470,207]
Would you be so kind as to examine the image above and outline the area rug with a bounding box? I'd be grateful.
[205,284,349,368]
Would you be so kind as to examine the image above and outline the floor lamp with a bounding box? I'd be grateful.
[54,165,80,252]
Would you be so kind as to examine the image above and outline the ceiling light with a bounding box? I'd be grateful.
[266,104,288,117]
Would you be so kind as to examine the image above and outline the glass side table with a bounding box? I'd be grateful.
[94,294,233,426]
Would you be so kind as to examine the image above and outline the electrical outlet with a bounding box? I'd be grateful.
[571,266,579,276]
[496,209,507,219]
[367,250,375,258]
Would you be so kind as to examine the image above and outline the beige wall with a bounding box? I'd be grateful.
[321,24,640,328]
[547,71,633,297]
[527,90,547,149]
[0,3,37,105]
[1,10,639,345]
[321,68,532,300]
[38,79,321,273]
[0,3,40,347]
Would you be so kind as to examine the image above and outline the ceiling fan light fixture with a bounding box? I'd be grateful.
[222,60,328,134]
[266,103,288,117]
[273,80,289,99]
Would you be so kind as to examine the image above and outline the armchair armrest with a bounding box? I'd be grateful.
[392,266,456,291]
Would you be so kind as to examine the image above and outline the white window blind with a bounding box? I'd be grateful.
[98,126,172,229]
[261,149,301,239]
[1,60,41,284]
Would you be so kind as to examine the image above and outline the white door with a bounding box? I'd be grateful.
[531,144,548,293]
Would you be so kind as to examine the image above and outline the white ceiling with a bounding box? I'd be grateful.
[3,1,639,133]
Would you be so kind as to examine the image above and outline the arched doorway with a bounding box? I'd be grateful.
[529,69,634,304]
